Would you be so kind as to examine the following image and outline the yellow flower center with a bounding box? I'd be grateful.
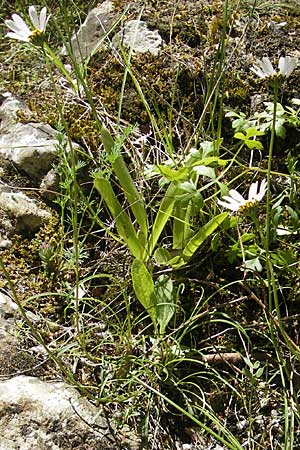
[238,200,258,213]
[29,29,45,45]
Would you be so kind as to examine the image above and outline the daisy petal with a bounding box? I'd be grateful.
[250,66,266,78]
[29,6,40,29]
[39,7,48,30]
[248,181,258,200]
[5,18,30,35]
[6,31,29,41]
[228,189,245,203]
[217,199,240,211]
[260,57,275,76]
[12,13,30,33]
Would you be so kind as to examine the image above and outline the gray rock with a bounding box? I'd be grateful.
[113,20,164,56]
[0,93,81,182]
[0,122,60,181]
[0,188,51,234]
[0,290,18,318]
[0,92,29,129]
[62,0,115,61]
[0,376,113,449]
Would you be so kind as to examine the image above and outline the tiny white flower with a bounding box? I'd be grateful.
[218,179,267,213]
[5,6,50,44]
[251,56,297,80]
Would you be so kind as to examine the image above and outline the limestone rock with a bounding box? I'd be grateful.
[0,290,18,318]
[62,1,115,61]
[113,20,164,56]
[0,376,113,449]
[0,93,58,181]
[0,188,51,234]
[0,93,81,182]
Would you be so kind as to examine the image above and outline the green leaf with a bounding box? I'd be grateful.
[173,202,193,250]
[147,183,178,258]
[101,127,115,154]
[244,257,263,272]
[112,156,149,240]
[156,165,189,181]
[234,127,265,150]
[101,127,148,240]
[131,259,157,326]
[170,212,228,268]
[192,157,228,167]
[154,275,176,336]
[154,247,172,265]
[192,165,216,179]
[244,140,264,150]
[94,175,144,259]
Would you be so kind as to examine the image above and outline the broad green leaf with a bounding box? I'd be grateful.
[200,140,221,157]
[275,122,286,139]
[156,165,189,181]
[173,202,193,250]
[147,182,179,259]
[244,140,264,150]
[154,247,172,265]
[154,275,176,336]
[191,157,228,167]
[182,213,228,260]
[170,212,228,268]
[234,128,264,139]
[112,156,148,240]
[101,127,148,240]
[244,257,263,272]
[94,175,144,259]
[192,165,216,179]
[101,127,115,154]
[131,259,157,326]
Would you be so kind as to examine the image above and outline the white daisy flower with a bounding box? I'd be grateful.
[218,179,267,213]
[251,56,297,80]
[5,6,50,44]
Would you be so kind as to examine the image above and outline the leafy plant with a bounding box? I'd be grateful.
[94,129,228,333]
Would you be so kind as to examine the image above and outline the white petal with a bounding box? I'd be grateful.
[248,181,258,200]
[256,179,267,201]
[276,227,291,235]
[278,56,285,74]
[5,17,30,36]
[12,13,30,33]
[250,66,266,79]
[6,31,29,41]
[220,196,240,206]
[279,56,296,77]
[29,6,40,29]
[39,7,48,30]
[228,189,245,203]
[218,199,240,211]
[260,57,275,76]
